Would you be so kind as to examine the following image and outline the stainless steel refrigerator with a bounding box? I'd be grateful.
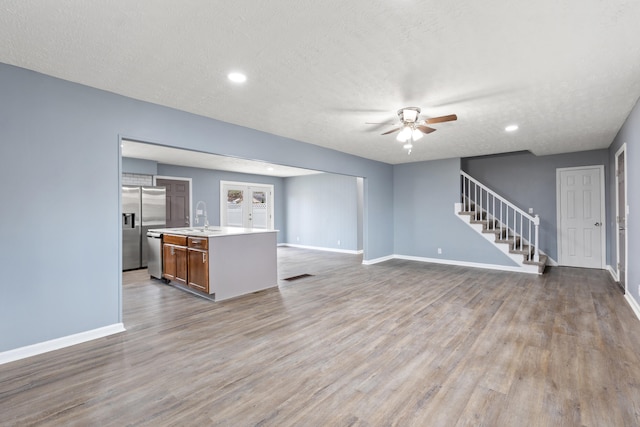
[122,186,166,270]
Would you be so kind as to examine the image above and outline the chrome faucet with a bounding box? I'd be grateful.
[194,200,209,229]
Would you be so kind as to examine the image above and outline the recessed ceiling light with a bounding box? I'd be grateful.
[505,124,519,132]
[267,167,274,171]
[227,72,247,83]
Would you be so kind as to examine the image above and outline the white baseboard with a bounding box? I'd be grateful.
[0,323,126,365]
[605,265,639,322]
[362,255,395,265]
[607,265,619,282]
[281,243,362,255]
[363,252,536,274]
[394,254,539,274]
[625,293,640,322]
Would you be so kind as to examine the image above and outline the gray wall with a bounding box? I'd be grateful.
[284,173,359,251]
[0,70,122,354]
[608,96,640,305]
[393,158,518,266]
[157,164,286,243]
[461,149,610,262]
[0,62,394,353]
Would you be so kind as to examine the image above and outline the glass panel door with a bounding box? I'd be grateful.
[226,188,244,227]
[220,181,274,229]
[251,190,268,229]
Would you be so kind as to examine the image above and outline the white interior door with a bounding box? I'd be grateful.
[221,181,273,229]
[557,166,605,268]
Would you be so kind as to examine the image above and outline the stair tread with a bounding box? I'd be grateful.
[510,246,533,254]
[495,238,517,244]
[457,200,546,274]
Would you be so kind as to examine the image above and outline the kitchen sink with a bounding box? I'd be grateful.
[175,228,221,234]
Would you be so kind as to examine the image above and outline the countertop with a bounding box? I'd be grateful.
[148,226,278,238]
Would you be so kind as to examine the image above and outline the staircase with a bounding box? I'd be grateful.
[456,171,547,274]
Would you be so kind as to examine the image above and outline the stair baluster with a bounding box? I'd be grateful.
[460,171,541,265]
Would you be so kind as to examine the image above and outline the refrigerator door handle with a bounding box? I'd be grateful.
[122,213,136,228]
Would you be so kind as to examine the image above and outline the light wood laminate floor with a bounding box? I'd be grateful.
[2,247,640,426]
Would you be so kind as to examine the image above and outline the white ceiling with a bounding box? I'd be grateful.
[2,1,640,164]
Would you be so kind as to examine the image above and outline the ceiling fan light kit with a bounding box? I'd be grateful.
[399,107,420,123]
[396,126,413,142]
[371,106,458,155]
[396,126,424,142]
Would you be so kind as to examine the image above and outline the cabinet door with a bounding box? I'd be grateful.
[163,244,177,280]
[174,245,188,286]
[188,249,209,293]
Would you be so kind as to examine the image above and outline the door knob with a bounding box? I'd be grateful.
[594,222,601,226]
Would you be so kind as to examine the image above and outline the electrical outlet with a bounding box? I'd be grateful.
[337,240,341,246]
[296,236,300,242]
[528,207,534,214]
[437,248,442,254]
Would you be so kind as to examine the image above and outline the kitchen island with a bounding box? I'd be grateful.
[149,226,278,301]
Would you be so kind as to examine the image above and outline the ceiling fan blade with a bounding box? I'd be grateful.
[416,125,437,134]
[366,122,397,132]
[381,127,401,135]
[425,114,458,124]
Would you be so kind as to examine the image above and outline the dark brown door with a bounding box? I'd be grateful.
[156,178,190,228]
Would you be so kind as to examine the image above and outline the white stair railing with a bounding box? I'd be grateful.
[460,171,540,262]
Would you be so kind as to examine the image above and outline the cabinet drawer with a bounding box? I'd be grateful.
[164,234,187,246]
[188,237,208,249]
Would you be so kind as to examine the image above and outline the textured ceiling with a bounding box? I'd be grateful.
[2,1,640,164]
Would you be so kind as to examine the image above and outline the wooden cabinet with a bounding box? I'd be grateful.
[162,234,210,293]
[187,237,209,293]
[163,234,188,286]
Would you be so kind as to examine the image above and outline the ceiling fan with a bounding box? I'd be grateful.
[368,107,457,154]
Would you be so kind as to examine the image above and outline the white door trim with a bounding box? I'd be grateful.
[153,175,193,227]
[220,180,274,229]
[556,165,606,268]
[615,144,628,291]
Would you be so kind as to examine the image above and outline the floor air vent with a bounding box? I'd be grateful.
[283,274,314,281]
